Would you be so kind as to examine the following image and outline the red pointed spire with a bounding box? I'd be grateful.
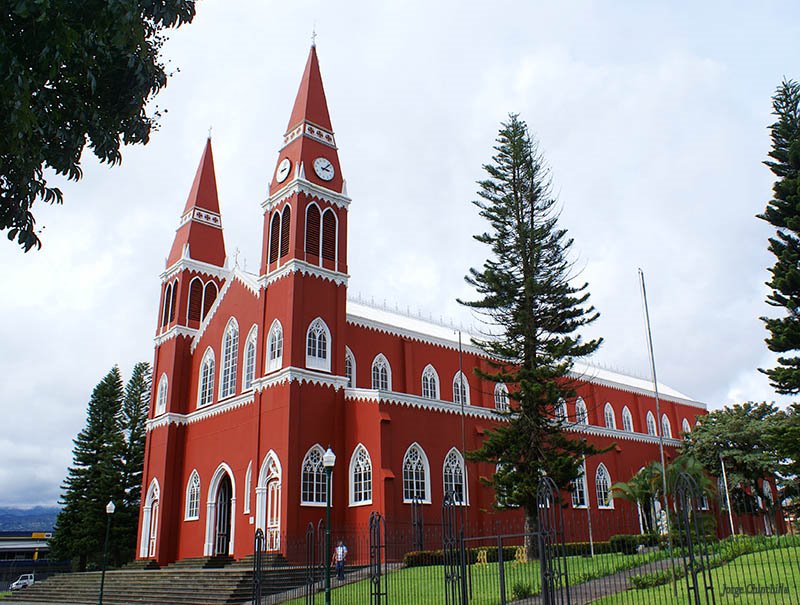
[167,138,226,267]
[287,45,332,132]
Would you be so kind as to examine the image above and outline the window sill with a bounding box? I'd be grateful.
[185,516,199,522]
[349,500,373,507]
[301,502,329,507]
[598,505,615,510]
[402,499,432,505]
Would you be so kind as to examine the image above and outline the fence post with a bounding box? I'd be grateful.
[497,534,506,605]
[252,528,264,605]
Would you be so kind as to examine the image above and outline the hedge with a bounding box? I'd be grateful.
[402,541,614,567]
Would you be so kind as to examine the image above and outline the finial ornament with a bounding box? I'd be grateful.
[311,25,317,47]
[207,125,213,140]
[233,246,241,268]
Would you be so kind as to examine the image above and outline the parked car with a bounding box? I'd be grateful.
[9,573,34,591]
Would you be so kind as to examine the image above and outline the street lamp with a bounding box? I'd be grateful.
[322,447,336,605]
[98,500,115,605]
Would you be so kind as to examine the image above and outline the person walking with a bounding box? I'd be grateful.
[332,540,348,581]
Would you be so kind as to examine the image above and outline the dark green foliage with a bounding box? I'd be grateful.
[459,114,603,528]
[511,581,533,600]
[50,363,151,570]
[0,0,196,251]
[609,533,659,555]
[770,403,800,516]
[758,79,800,393]
[401,541,616,567]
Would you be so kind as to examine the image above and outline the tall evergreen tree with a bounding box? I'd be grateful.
[460,114,603,539]
[758,79,800,393]
[116,362,151,564]
[50,367,126,570]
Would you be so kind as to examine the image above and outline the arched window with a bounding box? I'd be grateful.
[169,281,177,323]
[219,318,239,399]
[604,403,616,430]
[494,383,509,412]
[155,373,168,415]
[280,206,291,258]
[321,209,337,263]
[185,471,200,520]
[349,445,372,505]
[202,281,218,320]
[161,282,173,328]
[571,461,588,508]
[646,411,657,436]
[402,443,431,503]
[661,414,672,438]
[718,477,730,510]
[305,318,331,372]
[555,399,567,422]
[595,464,613,509]
[187,277,204,323]
[622,406,634,432]
[301,445,327,505]
[453,372,470,405]
[266,320,283,372]
[269,213,280,264]
[243,462,252,514]
[198,348,215,408]
[443,448,467,505]
[344,347,356,388]
[421,365,439,399]
[575,398,588,424]
[242,326,257,390]
[371,354,391,391]
[682,418,691,435]
[305,203,321,258]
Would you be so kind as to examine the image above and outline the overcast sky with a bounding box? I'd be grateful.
[2,1,799,508]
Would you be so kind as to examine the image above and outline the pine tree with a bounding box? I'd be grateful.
[116,362,151,564]
[50,367,126,570]
[460,114,603,539]
[759,79,800,393]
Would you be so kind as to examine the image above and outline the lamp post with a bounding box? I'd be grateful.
[322,447,336,605]
[98,500,115,605]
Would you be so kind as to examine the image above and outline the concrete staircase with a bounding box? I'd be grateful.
[4,555,314,605]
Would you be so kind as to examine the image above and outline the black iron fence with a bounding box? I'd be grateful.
[252,474,800,604]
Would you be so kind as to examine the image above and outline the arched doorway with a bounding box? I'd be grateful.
[215,475,232,555]
[139,479,160,558]
[204,464,236,556]
[256,451,282,551]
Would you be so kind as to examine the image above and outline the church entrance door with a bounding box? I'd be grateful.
[215,475,232,555]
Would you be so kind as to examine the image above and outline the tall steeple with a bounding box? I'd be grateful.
[167,138,227,268]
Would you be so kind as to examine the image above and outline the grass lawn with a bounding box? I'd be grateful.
[0,591,10,600]
[287,550,670,605]
[591,547,800,604]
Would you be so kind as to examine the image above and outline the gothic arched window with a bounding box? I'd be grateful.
[198,348,215,408]
[421,365,439,399]
[494,383,509,412]
[185,471,200,520]
[661,414,672,439]
[646,411,658,436]
[596,464,613,509]
[604,403,616,430]
[280,206,291,258]
[266,320,283,373]
[321,208,337,263]
[571,461,588,508]
[219,318,239,399]
[575,398,588,424]
[349,445,372,505]
[242,326,257,390]
[155,373,168,416]
[682,418,691,435]
[622,406,634,432]
[371,354,391,391]
[443,448,467,505]
[344,347,356,388]
[305,203,321,258]
[402,443,431,503]
[306,318,331,372]
[453,372,470,405]
[301,445,327,505]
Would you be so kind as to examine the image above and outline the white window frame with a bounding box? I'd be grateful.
[185,470,201,521]
[646,411,658,436]
[494,383,510,412]
[155,373,168,416]
[371,354,391,391]
[242,325,257,391]
[661,414,672,439]
[622,406,634,432]
[301,445,329,506]
[453,371,470,405]
[443,447,468,505]
[344,346,356,388]
[574,398,588,424]
[595,463,613,509]
[402,443,431,504]
[556,399,567,422]
[305,317,331,372]
[571,461,588,508]
[266,319,283,373]
[219,317,239,400]
[349,444,373,506]
[421,364,440,399]
[198,347,215,408]
[243,461,252,515]
[682,418,691,435]
[604,403,616,430]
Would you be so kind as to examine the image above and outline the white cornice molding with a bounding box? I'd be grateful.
[345,388,499,420]
[145,391,255,431]
[253,366,348,391]
[262,177,351,213]
[231,267,260,296]
[568,369,708,410]
[259,259,349,288]
[346,314,486,356]
[564,422,684,447]
[154,326,197,346]
[161,258,229,283]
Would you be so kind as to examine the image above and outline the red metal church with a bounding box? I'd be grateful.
[137,46,707,565]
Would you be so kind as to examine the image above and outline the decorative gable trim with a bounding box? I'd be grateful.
[262,177,351,213]
[346,315,485,357]
[179,207,223,230]
[154,326,197,346]
[260,258,349,288]
[145,391,255,431]
[231,267,260,296]
[161,258,228,283]
[253,366,348,391]
[563,422,684,446]
[570,369,707,410]
[345,388,499,420]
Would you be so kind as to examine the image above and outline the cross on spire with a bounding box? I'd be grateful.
[311,26,317,47]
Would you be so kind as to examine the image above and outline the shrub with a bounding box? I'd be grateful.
[609,533,659,554]
[630,566,682,589]
[511,581,533,600]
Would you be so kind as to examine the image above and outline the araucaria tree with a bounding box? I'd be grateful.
[759,79,800,393]
[461,114,603,537]
[1,1,196,251]
[50,363,151,570]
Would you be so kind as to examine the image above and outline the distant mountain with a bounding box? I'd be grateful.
[0,506,60,532]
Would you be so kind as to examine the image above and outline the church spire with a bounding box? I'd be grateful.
[287,45,332,133]
[167,138,226,268]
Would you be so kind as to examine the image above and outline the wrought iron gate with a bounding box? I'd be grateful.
[442,490,468,605]
[369,512,388,605]
[674,472,716,605]
[252,528,264,605]
[537,476,570,605]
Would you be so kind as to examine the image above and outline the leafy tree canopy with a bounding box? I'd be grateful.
[1,0,196,251]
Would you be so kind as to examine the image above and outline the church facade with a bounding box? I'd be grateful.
[137,46,707,565]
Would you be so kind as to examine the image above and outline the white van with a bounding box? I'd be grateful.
[9,573,34,590]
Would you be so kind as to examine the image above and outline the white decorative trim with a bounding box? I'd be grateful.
[564,421,683,447]
[145,391,255,431]
[154,325,197,346]
[191,268,259,353]
[262,177,351,213]
[179,207,222,229]
[345,388,498,420]
[260,258,349,288]
[283,120,337,149]
[161,257,229,283]
[253,366,348,392]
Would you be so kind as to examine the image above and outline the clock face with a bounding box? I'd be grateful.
[276,158,291,183]
[313,157,335,181]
